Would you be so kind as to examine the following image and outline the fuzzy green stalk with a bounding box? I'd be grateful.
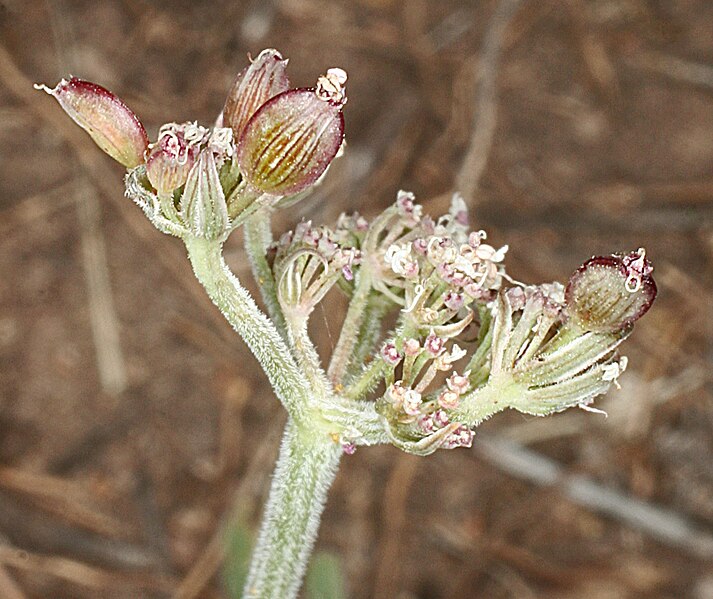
[450,373,521,426]
[343,318,418,401]
[242,421,342,599]
[328,266,372,384]
[184,236,311,424]
[243,210,288,339]
[286,317,333,399]
[186,235,388,599]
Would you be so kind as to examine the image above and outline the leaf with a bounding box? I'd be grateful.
[305,551,347,599]
[222,518,254,599]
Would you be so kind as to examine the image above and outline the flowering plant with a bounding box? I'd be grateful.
[38,49,656,599]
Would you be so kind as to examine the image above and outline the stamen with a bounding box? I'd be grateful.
[403,283,426,313]
[579,404,608,417]
[34,82,56,94]
[316,68,348,105]
[625,274,642,293]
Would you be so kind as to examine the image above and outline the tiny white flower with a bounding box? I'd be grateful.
[385,242,419,278]
[208,126,235,158]
[402,389,423,416]
[601,356,628,382]
[438,390,460,410]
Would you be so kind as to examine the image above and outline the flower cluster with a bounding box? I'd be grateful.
[327,191,657,454]
[450,249,656,425]
[38,49,347,241]
[41,48,658,459]
[334,193,508,340]
[43,47,661,599]
[272,221,361,320]
[376,334,475,455]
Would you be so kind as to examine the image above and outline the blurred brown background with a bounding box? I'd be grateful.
[1,0,712,597]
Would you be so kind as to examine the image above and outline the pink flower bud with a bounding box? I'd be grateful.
[237,74,346,196]
[341,441,356,455]
[424,333,445,356]
[443,425,474,449]
[565,249,656,332]
[37,77,148,168]
[437,390,460,410]
[386,382,406,409]
[505,286,528,311]
[446,372,470,395]
[433,409,450,428]
[396,190,416,215]
[395,190,422,224]
[222,49,290,141]
[418,414,435,434]
[444,291,465,311]
[403,338,421,356]
[412,238,428,255]
[381,342,402,366]
[342,263,354,281]
[402,389,423,416]
[146,122,206,194]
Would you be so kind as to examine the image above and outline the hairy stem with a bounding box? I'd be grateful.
[343,318,417,401]
[185,236,311,423]
[243,421,342,599]
[451,372,521,426]
[244,210,288,338]
[284,316,389,445]
[328,267,372,384]
[321,396,390,446]
[344,357,386,401]
[346,298,389,383]
[287,317,333,398]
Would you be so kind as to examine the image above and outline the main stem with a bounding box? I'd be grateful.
[243,421,342,599]
[186,235,385,597]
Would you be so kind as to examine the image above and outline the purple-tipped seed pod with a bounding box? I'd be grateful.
[37,77,148,168]
[565,249,657,332]
[236,69,347,197]
[222,49,290,141]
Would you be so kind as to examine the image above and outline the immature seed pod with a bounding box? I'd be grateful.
[565,249,656,332]
[222,49,290,141]
[180,149,229,240]
[37,77,148,168]
[236,69,346,196]
[146,122,207,194]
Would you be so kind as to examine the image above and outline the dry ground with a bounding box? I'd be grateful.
[1,0,712,597]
